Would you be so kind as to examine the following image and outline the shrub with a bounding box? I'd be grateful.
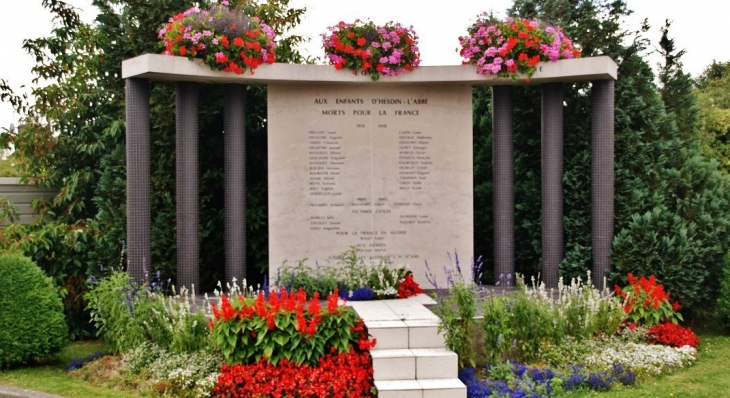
[86,270,209,353]
[0,221,98,339]
[0,253,67,368]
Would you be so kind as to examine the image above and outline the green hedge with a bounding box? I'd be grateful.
[0,253,67,368]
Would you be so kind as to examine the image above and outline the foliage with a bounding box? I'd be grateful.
[0,253,67,368]
[0,0,309,307]
[479,274,624,364]
[657,20,698,140]
[614,273,682,326]
[695,60,730,172]
[85,270,209,353]
[0,220,98,339]
[209,286,374,366]
[459,16,579,79]
[469,1,730,319]
[426,253,482,369]
[719,253,730,330]
[212,351,375,397]
[159,2,277,75]
[0,151,20,177]
[647,321,700,348]
[322,20,420,80]
[276,246,416,300]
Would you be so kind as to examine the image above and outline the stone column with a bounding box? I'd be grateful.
[176,82,200,290]
[492,85,515,285]
[591,80,615,289]
[224,85,247,284]
[125,78,151,283]
[541,83,564,288]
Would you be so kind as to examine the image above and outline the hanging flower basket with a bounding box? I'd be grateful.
[322,20,421,81]
[158,2,276,75]
[459,15,580,81]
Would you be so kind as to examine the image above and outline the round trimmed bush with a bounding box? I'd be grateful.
[0,253,67,368]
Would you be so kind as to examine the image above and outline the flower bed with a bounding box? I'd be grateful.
[322,20,420,80]
[158,1,276,75]
[276,247,422,300]
[459,16,580,80]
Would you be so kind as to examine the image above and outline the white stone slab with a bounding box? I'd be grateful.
[375,380,423,398]
[405,320,445,349]
[122,54,617,84]
[412,348,459,379]
[371,349,416,380]
[366,320,409,350]
[268,84,473,288]
[406,293,437,305]
[419,378,467,398]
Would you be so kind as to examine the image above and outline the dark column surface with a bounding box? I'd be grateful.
[224,85,247,284]
[176,82,200,290]
[125,78,151,283]
[541,83,564,288]
[492,85,515,284]
[591,80,615,289]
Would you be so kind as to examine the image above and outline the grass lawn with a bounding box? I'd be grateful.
[1,331,728,397]
[0,340,138,398]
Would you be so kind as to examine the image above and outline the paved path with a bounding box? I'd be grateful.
[0,385,63,398]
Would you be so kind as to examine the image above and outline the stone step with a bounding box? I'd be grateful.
[366,319,445,350]
[370,348,458,380]
[375,378,467,398]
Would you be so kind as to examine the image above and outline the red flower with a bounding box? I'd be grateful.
[357,37,366,46]
[233,37,244,47]
[376,64,384,72]
[347,31,355,39]
[528,55,540,66]
[648,321,700,348]
[221,35,229,48]
[673,301,681,311]
[178,46,187,56]
[518,53,528,62]
[397,274,424,298]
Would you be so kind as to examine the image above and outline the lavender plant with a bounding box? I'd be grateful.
[86,268,209,353]
[426,252,483,369]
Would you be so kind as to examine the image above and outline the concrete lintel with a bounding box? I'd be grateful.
[122,54,617,85]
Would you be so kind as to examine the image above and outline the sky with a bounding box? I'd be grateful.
[1,0,728,131]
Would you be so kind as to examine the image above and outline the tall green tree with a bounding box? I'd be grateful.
[0,0,308,337]
[472,0,730,315]
[695,61,730,172]
[657,20,698,140]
